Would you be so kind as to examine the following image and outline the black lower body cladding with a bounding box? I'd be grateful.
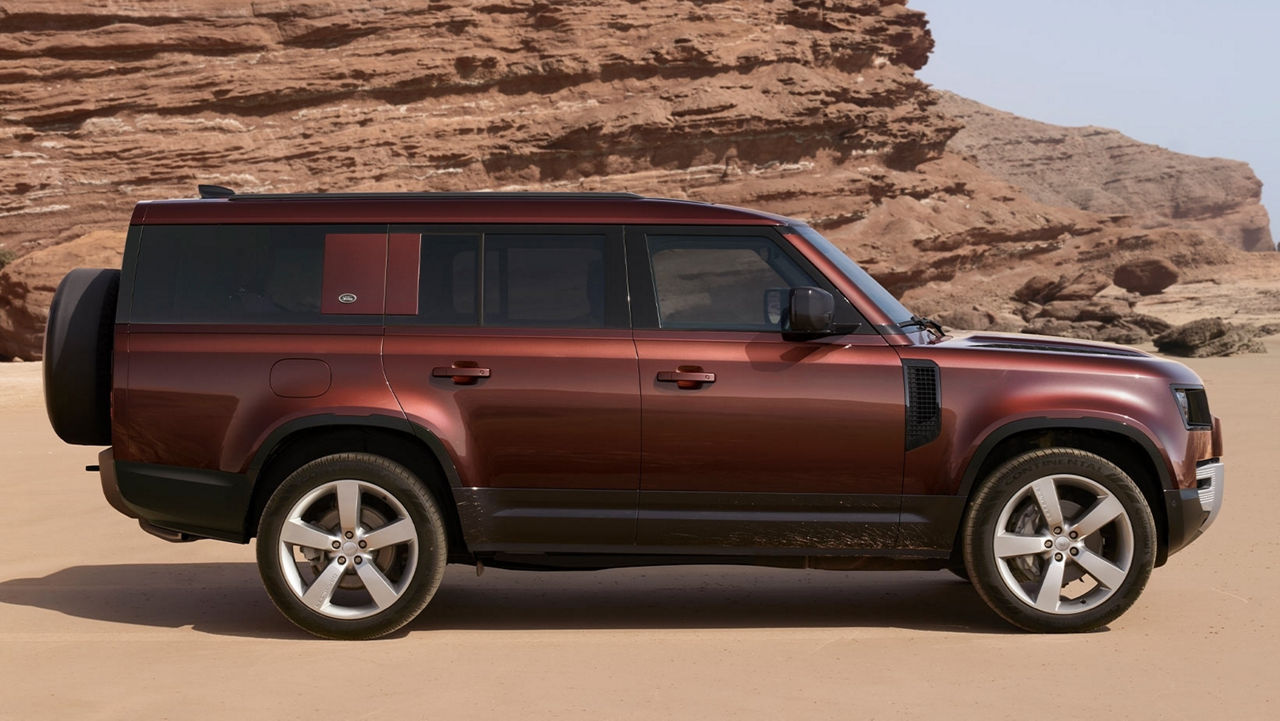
[43,267,119,445]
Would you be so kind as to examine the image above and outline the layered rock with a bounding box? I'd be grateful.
[0,0,951,253]
[937,91,1274,252]
[0,0,1276,360]
[0,230,123,360]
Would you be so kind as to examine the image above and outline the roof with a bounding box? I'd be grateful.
[131,189,793,226]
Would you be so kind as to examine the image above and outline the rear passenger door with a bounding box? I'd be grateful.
[626,226,906,553]
[381,225,641,553]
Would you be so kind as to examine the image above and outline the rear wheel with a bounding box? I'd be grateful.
[963,448,1156,632]
[256,453,447,639]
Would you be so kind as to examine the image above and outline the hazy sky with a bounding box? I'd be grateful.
[911,0,1278,247]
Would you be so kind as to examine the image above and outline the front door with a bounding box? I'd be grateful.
[627,227,906,553]
[382,225,640,552]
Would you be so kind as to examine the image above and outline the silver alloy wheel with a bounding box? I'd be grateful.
[993,473,1134,614]
[276,479,419,620]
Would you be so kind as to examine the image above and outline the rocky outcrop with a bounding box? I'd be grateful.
[0,1,1275,359]
[1154,318,1266,357]
[937,91,1274,253]
[0,230,123,360]
[0,0,953,255]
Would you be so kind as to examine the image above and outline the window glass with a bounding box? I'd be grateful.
[482,234,606,328]
[132,225,334,323]
[648,235,816,331]
[418,234,478,325]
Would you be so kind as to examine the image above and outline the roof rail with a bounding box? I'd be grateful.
[197,184,236,199]
[221,191,645,201]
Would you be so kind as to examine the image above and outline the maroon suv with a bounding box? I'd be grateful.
[43,187,1224,638]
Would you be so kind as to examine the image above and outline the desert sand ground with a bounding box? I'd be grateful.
[1,344,1276,720]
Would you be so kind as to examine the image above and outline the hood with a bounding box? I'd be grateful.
[935,330,1152,358]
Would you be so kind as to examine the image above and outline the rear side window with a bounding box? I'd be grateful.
[483,234,606,328]
[131,225,381,324]
[391,226,628,329]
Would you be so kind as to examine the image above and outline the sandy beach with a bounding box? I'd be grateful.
[1,343,1276,720]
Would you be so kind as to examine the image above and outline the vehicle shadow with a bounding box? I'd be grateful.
[0,563,1014,638]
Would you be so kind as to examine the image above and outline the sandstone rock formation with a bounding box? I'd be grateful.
[0,0,1276,359]
[0,230,123,360]
[937,92,1274,253]
[1154,318,1266,357]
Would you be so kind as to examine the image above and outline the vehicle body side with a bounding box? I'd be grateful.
[103,197,1219,570]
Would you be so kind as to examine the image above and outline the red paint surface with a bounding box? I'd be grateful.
[321,233,386,314]
[382,327,641,491]
[385,233,421,315]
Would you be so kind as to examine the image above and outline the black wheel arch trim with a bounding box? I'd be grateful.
[246,413,464,490]
[957,417,1172,499]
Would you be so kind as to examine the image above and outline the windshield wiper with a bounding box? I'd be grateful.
[898,315,944,337]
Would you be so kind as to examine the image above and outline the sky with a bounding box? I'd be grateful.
[910,0,1279,248]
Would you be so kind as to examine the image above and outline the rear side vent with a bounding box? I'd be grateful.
[903,360,941,451]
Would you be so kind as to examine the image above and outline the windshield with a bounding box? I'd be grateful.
[790,224,914,325]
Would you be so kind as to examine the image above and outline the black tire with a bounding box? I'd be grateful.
[43,268,120,445]
[256,453,448,640]
[962,448,1156,633]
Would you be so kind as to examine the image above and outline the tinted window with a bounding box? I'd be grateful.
[418,234,478,326]
[132,225,348,324]
[483,234,606,328]
[647,235,816,331]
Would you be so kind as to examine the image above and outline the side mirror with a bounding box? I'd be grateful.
[788,286,834,334]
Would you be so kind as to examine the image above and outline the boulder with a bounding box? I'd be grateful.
[1113,258,1180,295]
[1153,317,1266,357]
[1055,272,1111,301]
[1013,275,1065,304]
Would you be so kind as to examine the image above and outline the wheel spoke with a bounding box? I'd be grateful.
[280,519,338,550]
[356,561,400,610]
[994,531,1050,558]
[1029,477,1065,529]
[363,518,416,551]
[1033,559,1066,612]
[336,480,361,533]
[1073,547,1128,589]
[300,558,345,611]
[1070,494,1124,539]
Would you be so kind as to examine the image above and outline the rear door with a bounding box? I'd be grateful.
[626,226,906,553]
[382,225,641,552]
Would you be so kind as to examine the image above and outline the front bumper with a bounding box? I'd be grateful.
[1164,459,1224,557]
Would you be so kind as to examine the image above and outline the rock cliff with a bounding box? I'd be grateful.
[938,92,1274,253]
[1,0,1275,359]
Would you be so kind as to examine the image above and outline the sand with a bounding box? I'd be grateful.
[1,343,1277,720]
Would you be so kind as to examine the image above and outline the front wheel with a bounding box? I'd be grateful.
[256,453,447,639]
[962,448,1156,632]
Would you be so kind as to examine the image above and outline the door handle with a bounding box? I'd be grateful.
[656,368,715,390]
[432,364,491,385]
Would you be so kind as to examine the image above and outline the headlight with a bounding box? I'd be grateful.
[1172,386,1212,428]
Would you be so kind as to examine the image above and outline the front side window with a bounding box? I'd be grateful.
[646,235,817,331]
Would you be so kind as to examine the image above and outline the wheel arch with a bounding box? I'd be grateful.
[244,414,471,560]
[954,418,1174,566]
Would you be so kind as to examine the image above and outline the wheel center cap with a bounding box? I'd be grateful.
[341,541,360,557]
[1054,536,1071,551]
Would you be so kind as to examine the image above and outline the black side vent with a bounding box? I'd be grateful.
[903,360,941,451]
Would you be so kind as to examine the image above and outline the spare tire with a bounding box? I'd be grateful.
[44,268,120,445]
